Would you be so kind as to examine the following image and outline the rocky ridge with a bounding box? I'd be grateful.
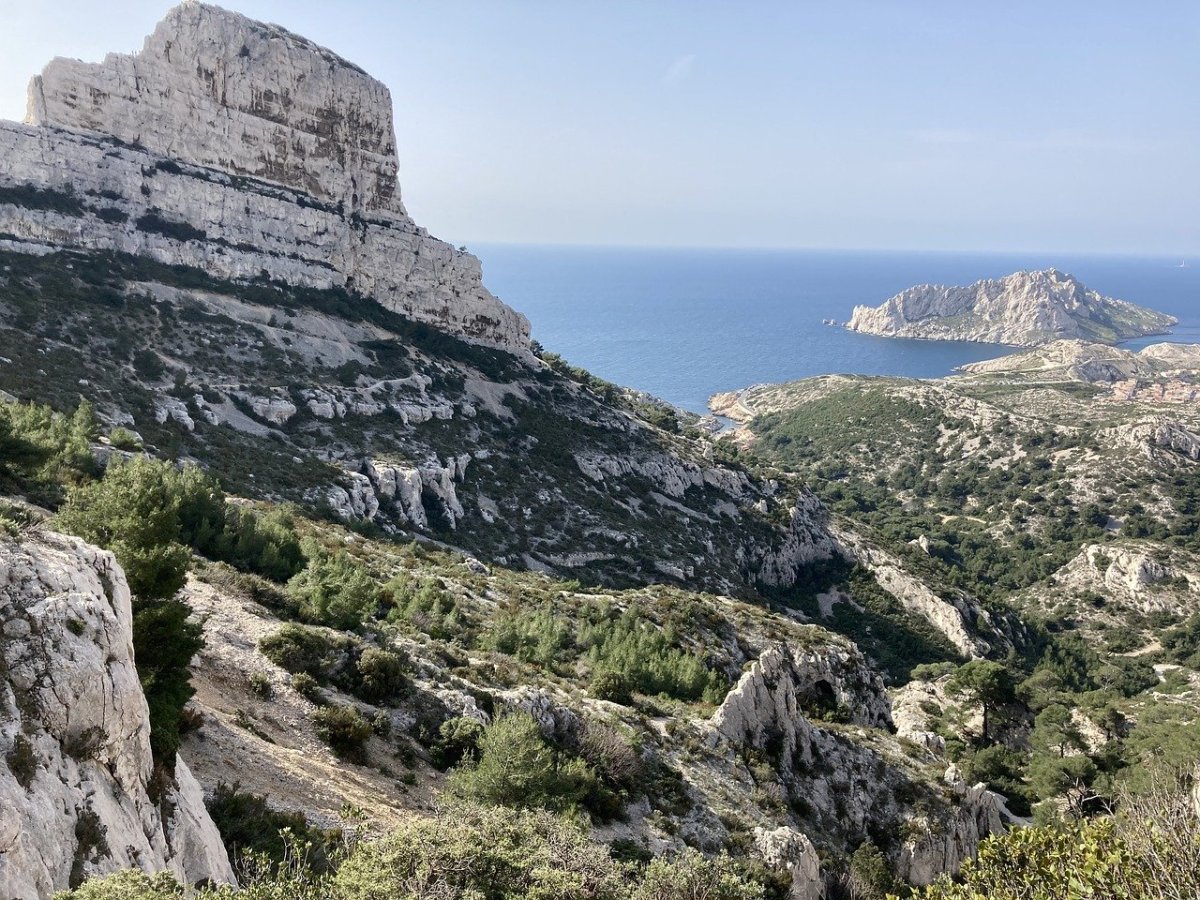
[0,531,233,896]
[1,1,530,353]
[705,640,1010,885]
[0,239,842,597]
[832,526,1000,659]
[709,338,1200,668]
[0,0,841,597]
[172,526,1009,892]
[845,269,1174,347]
[958,339,1200,383]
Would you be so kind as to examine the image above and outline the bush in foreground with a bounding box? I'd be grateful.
[904,771,1200,899]
[206,782,342,876]
[56,805,765,900]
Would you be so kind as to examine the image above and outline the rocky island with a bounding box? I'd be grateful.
[845,268,1175,347]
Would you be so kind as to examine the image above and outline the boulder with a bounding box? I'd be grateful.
[754,827,822,900]
[0,531,234,896]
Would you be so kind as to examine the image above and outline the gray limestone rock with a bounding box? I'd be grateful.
[0,531,234,896]
[847,269,1174,347]
[1,2,531,354]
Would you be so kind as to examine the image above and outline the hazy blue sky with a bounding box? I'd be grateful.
[2,1,1197,254]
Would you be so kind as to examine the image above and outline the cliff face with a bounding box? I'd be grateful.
[28,1,399,211]
[846,269,1174,347]
[1,2,530,353]
[705,643,1010,887]
[0,531,233,897]
[833,526,1001,659]
[0,1,843,599]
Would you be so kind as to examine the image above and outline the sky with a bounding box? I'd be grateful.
[1,1,1197,255]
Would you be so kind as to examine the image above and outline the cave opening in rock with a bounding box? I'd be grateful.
[807,679,839,719]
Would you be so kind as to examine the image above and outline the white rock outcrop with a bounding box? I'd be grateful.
[364,460,427,528]
[1108,417,1200,462]
[895,770,1015,886]
[1,2,530,354]
[247,395,297,426]
[420,455,470,528]
[327,454,471,529]
[574,450,753,501]
[754,494,841,587]
[1053,543,1193,614]
[835,526,995,658]
[711,642,893,734]
[705,641,1004,884]
[325,471,380,522]
[890,678,953,754]
[498,687,581,744]
[847,270,1174,347]
[0,531,234,897]
[753,827,822,900]
[153,397,195,431]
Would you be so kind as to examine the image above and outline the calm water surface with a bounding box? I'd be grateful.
[473,245,1200,413]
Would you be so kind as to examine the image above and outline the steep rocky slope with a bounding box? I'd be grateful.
[0,530,233,896]
[0,3,834,597]
[845,269,1174,346]
[171,518,1010,891]
[712,342,1200,842]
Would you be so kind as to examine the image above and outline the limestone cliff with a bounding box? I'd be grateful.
[705,642,1009,886]
[0,2,857,597]
[0,530,233,896]
[0,2,530,353]
[846,269,1174,347]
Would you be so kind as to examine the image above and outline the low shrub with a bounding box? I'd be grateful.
[847,841,895,898]
[249,673,274,700]
[581,608,726,703]
[107,427,142,451]
[311,705,372,762]
[577,721,643,791]
[57,805,775,899]
[353,648,409,704]
[259,623,350,680]
[0,183,86,216]
[591,671,633,705]
[447,712,597,813]
[290,672,323,703]
[206,782,341,875]
[6,734,38,789]
[288,552,380,630]
[430,716,486,770]
[333,805,630,900]
[385,575,464,639]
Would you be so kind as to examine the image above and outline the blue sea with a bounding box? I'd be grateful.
[472,246,1200,414]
